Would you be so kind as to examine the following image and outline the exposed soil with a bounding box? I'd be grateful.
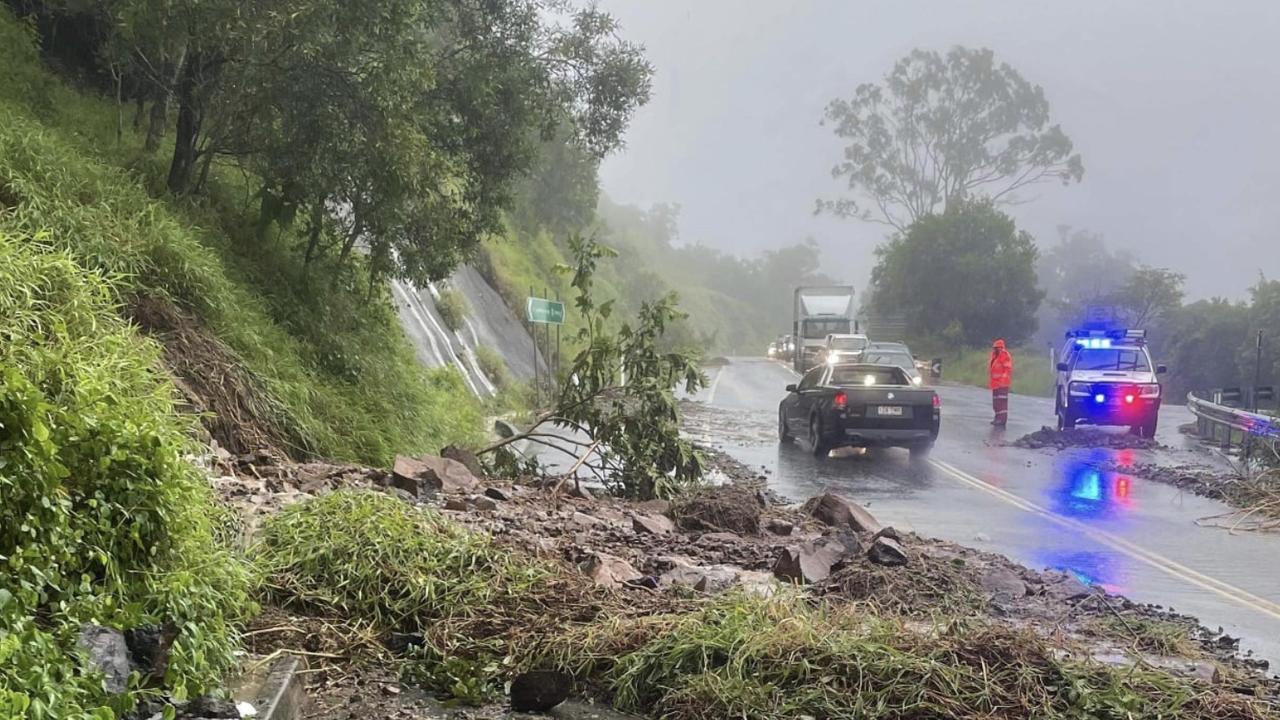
[1010,426,1165,451]
[129,292,300,458]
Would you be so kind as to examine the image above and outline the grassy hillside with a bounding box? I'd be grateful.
[0,10,482,464]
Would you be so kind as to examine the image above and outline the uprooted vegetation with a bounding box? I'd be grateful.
[0,232,251,717]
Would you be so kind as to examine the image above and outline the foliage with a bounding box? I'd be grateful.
[820,46,1084,231]
[0,231,251,719]
[0,10,483,464]
[1035,227,1137,343]
[1113,267,1186,328]
[26,0,652,287]
[435,286,469,333]
[529,592,1268,720]
[551,235,706,499]
[870,200,1043,347]
[475,345,511,389]
[935,345,1056,398]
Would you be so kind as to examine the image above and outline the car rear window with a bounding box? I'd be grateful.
[831,366,910,386]
[830,336,868,350]
[861,351,913,369]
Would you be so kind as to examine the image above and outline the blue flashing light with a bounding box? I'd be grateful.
[1094,393,1106,404]
[1075,338,1112,349]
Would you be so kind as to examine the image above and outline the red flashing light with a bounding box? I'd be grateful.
[932,394,941,408]
[833,390,847,409]
[1124,394,1135,405]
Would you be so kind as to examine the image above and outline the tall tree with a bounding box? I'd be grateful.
[1036,226,1136,338]
[1113,267,1186,328]
[869,200,1043,346]
[820,46,1083,231]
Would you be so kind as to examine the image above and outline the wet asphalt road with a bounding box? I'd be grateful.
[687,357,1280,666]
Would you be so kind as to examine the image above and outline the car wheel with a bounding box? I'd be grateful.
[1137,416,1158,438]
[778,409,793,442]
[909,442,933,460]
[809,416,829,458]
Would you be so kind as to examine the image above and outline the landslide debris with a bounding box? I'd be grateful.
[1011,426,1165,451]
[215,449,1278,719]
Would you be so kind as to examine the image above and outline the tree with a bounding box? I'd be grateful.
[820,46,1083,231]
[869,200,1043,346]
[480,235,705,500]
[1036,227,1136,340]
[1113,267,1186,328]
[1154,299,1250,399]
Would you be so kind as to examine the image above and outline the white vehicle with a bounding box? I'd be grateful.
[1054,329,1167,436]
[860,346,924,385]
[819,333,870,366]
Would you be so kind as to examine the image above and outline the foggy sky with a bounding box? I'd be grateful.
[596,0,1280,301]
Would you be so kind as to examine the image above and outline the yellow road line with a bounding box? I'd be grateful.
[929,458,1280,622]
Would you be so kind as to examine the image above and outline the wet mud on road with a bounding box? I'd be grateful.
[685,358,1280,668]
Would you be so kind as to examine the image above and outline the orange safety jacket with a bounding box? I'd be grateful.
[989,348,1013,390]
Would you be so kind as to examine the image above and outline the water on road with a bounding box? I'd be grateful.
[687,357,1280,667]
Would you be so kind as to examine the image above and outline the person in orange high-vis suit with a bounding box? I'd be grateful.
[989,339,1013,427]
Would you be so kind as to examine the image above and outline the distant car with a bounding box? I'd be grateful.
[860,348,924,385]
[817,333,870,366]
[778,362,940,458]
[767,342,778,358]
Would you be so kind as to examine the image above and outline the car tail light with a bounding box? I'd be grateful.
[833,390,847,409]
[1124,394,1135,405]
[932,394,940,408]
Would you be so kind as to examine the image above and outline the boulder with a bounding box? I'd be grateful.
[125,623,177,682]
[483,486,510,501]
[184,696,240,718]
[1041,572,1093,602]
[867,536,908,567]
[773,537,852,584]
[572,511,605,528]
[764,518,794,536]
[660,562,741,592]
[803,493,881,534]
[443,497,469,511]
[468,495,498,512]
[579,553,642,588]
[510,670,571,712]
[979,567,1028,601]
[632,513,675,535]
[78,624,131,694]
[441,444,487,479]
[390,455,480,499]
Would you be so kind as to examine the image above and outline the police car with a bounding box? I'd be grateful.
[1054,329,1167,437]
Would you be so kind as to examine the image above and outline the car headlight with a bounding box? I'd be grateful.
[1139,383,1161,398]
[1068,382,1091,397]
[911,376,922,385]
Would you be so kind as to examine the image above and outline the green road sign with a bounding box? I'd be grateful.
[526,296,565,325]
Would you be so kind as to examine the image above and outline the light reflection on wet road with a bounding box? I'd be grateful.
[688,358,1280,666]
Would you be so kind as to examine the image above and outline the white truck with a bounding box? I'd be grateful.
[792,286,855,373]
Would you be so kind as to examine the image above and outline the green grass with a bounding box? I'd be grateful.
[938,345,1056,397]
[0,231,251,719]
[435,286,469,333]
[0,8,482,464]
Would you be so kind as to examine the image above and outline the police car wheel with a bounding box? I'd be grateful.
[1056,410,1075,431]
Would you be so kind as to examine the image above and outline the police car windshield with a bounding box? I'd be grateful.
[1074,347,1151,372]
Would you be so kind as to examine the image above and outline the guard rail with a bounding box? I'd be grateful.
[1187,391,1280,448]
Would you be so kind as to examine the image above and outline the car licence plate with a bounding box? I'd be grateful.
[876,406,904,417]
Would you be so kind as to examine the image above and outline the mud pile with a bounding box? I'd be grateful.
[1011,426,1164,451]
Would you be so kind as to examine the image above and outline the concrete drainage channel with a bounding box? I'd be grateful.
[231,655,306,719]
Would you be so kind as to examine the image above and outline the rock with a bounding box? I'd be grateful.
[443,497,469,511]
[386,631,426,655]
[510,670,571,712]
[1189,661,1219,683]
[660,562,741,592]
[483,486,510,501]
[979,567,1028,600]
[381,487,417,505]
[441,444,486,479]
[572,511,605,528]
[1042,572,1093,602]
[764,518,794,536]
[125,623,177,681]
[867,536,908,567]
[632,513,675,535]
[78,624,131,694]
[569,485,595,499]
[624,575,661,590]
[696,531,740,545]
[973,532,991,543]
[580,553,642,588]
[773,537,852,584]
[389,454,480,499]
[802,493,881,534]
[184,696,240,718]
[469,495,498,512]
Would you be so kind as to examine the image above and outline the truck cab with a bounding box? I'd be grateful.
[1054,329,1167,437]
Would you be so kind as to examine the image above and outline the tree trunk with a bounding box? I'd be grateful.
[303,204,324,265]
[166,52,202,194]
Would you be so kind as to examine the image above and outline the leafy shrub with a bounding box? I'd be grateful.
[435,286,469,333]
[475,345,510,388]
[0,232,251,719]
